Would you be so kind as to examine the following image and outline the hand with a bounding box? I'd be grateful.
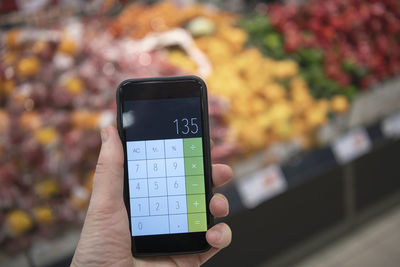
[71,126,233,267]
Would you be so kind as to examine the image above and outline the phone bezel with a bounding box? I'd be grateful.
[116,76,213,257]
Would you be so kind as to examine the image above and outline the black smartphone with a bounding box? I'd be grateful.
[116,76,213,257]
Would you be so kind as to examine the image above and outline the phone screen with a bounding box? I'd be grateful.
[123,95,208,237]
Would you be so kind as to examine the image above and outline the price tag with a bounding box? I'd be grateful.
[236,165,287,209]
[382,112,400,138]
[332,128,372,164]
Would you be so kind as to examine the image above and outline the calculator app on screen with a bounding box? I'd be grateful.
[123,98,207,236]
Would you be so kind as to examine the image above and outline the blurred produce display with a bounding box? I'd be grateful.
[111,2,349,155]
[243,0,400,99]
[0,17,184,253]
[1,0,400,259]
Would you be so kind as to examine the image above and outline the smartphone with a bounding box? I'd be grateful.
[116,76,213,256]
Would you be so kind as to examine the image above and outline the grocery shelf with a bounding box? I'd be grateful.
[206,91,400,266]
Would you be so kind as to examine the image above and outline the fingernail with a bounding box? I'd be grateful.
[101,128,109,143]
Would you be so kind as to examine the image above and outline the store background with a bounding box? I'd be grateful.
[1,0,400,266]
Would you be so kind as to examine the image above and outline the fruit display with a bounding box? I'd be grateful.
[110,2,349,155]
[0,18,186,253]
[245,0,400,97]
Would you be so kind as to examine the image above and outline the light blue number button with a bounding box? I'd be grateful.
[168,195,187,215]
[129,179,148,198]
[166,158,185,177]
[169,214,188,234]
[167,176,186,195]
[131,216,169,236]
[147,159,166,178]
[149,196,168,215]
[127,141,146,160]
[130,198,149,217]
[148,178,167,197]
[128,160,147,179]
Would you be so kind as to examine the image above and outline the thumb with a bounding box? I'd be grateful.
[90,126,124,209]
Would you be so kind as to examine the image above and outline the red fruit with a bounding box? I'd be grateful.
[389,62,400,76]
[376,35,390,54]
[369,18,383,32]
[336,72,351,87]
[370,2,386,17]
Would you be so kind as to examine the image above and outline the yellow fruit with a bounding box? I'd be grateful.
[217,26,247,52]
[6,210,33,236]
[65,77,84,95]
[305,104,328,128]
[2,79,15,96]
[59,38,77,55]
[33,40,48,54]
[6,30,20,48]
[71,110,100,129]
[35,127,59,145]
[17,57,40,77]
[273,121,293,140]
[331,95,349,114]
[20,111,42,131]
[34,207,54,224]
[34,179,61,199]
[168,50,198,73]
[271,60,299,79]
[261,83,286,101]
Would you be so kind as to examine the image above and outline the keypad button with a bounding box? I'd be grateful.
[184,138,203,157]
[129,179,148,198]
[145,140,165,159]
[185,175,205,195]
[148,178,167,197]
[127,141,146,160]
[131,216,169,236]
[167,176,186,195]
[128,160,147,179]
[149,196,168,215]
[169,214,188,234]
[165,139,183,158]
[186,194,206,214]
[147,159,166,178]
[188,213,207,232]
[130,198,149,217]
[168,195,187,215]
[166,158,185,177]
[184,157,204,176]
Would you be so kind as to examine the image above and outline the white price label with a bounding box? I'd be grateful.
[332,128,372,164]
[237,165,287,209]
[382,112,400,138]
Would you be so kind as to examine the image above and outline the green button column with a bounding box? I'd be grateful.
[184,138,207,232]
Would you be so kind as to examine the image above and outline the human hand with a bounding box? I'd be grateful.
[71,126,232,267]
